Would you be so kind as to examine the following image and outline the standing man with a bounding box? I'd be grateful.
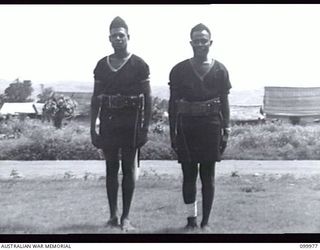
[168,23,231,231]
[90,16,151,232]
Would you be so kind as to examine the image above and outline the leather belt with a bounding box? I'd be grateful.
[176,97,221,116]
[101,94,143,109]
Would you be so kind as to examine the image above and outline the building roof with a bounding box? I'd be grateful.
[263,86,320,117]
[0,102,44,115]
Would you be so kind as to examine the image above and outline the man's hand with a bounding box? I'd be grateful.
[91,131,102,149]
[220,128,230,155]
[136,128,148,148]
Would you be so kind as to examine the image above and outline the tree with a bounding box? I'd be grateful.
[151,97,169,124]
[37,84,54,103]
[0,94,5,107]
[43,94,77,129]
[4,79,34,102]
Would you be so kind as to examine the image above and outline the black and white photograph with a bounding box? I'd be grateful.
[0,4,320,243]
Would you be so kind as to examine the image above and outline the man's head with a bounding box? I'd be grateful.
[109,16,130,51]
[190,23,212,59]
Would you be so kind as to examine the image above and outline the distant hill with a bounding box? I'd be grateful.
[39,81,93,93]
[151,85,169,100]
[0,79,265,106]
[229,88,264,106]
[150,85,264,106]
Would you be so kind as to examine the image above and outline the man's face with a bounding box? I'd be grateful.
[190,30,212,58]
[109,27,129,50]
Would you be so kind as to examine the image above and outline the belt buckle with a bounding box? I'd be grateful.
[213,97,220,104]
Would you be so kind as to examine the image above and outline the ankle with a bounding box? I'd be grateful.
[120,216,129,224]
[187,216,197,226]
[110,214,118,219]
[200,221,208,228]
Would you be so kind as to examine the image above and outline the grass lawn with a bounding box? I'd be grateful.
[1,173,320,234]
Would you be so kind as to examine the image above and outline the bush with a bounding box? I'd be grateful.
[222,123,320,160]
[0,119,175,160]
[1,119,320,160]
[0,120,101,160]
[140,125,176,160]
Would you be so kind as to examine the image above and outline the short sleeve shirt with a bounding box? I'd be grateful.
[93,54,150,97]
[169,59,231,102]
[168,58,231,162]
[92,54,150,148]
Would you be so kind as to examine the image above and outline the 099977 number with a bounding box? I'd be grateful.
[300,244,318,248]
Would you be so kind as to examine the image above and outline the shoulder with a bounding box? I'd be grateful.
[130,54,149,67]
[170,59,190,75]
[130,54,150,80]
[94,56,107,72]
[214,59,229,72]
[214,59,232,91]
[171,59,190,71]
[96,56,108,66]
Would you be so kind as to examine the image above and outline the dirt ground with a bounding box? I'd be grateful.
[1,160,320,235]
[0,160,319,179]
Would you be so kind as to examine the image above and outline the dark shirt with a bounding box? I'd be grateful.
[93,54,150,148]
[169,59,231,102]
[93,54,149,97]
[168,59,231,162]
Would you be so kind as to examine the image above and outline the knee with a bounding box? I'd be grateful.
[121,161,135,178]
[183,178,197,187]
[181,163,198,183]
[183,170,198,184]
[199,164,215,185]
[200,174,214,187]
[201,176,215,188]
[106,161,120,178]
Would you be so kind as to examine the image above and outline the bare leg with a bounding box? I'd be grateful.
[181,162,199,228]
[199,162,216,227]
[120,146,137,223]
[103,148,120,222]
[181,162,198,204]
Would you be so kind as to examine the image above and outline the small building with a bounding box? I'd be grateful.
[0,102,44,118]
[263,86,320,124]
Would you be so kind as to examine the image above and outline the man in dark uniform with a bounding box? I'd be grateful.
[90,16,151,232]
[168,23,231,231]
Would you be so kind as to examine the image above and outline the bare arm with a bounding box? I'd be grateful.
[90,94,100,136]
[168,78,180,151]
[168,89,177,143]
[220,94,230,129]
[142,80,151,131]
[168,68,179,148]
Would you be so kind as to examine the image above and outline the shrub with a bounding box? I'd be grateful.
[140,125,176,160]
[222,123,320,160]
[1,119,320,160]
[0,119,175,160]
[0,120,100,160]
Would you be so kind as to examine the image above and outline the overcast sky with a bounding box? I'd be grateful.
[1,4,320,90]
